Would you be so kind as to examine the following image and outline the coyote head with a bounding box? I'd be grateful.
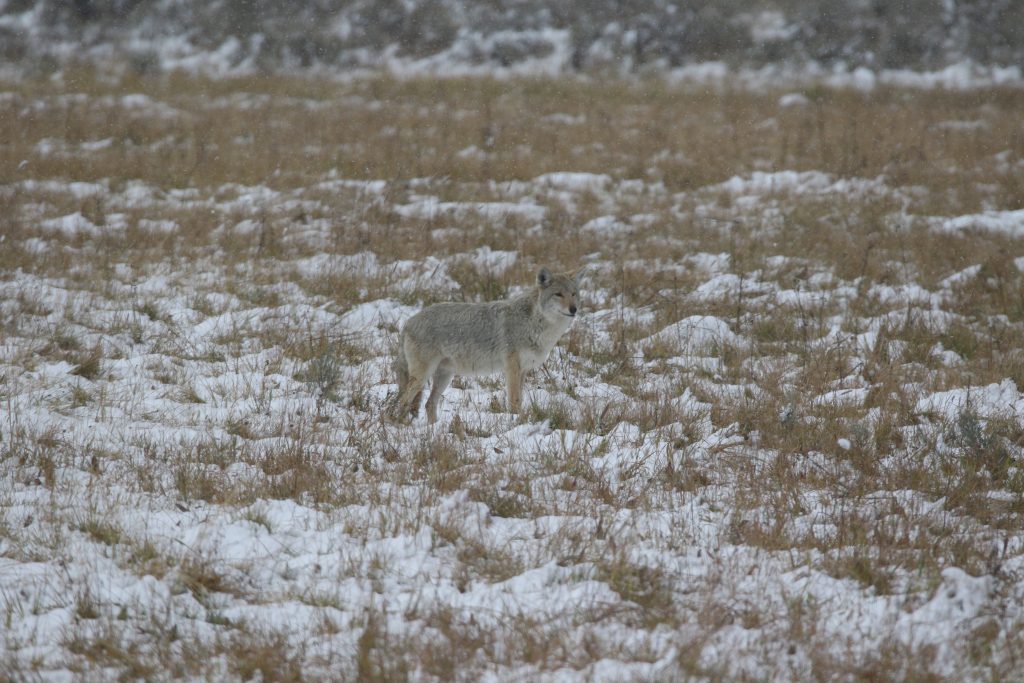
[537,266,583,321]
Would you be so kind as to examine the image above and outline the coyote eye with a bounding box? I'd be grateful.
[555,293,564,298]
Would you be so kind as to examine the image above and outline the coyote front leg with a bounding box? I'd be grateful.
[504,352,524,414]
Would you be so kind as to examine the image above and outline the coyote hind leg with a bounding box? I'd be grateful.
[393,376,426,421]
[392,349,436,421]
[424,360,455,424]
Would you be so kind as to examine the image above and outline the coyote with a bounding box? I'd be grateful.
[392,267,582,423]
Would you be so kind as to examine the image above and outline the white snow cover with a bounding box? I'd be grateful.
[468,246,518,274]
[930,209,1024,237]
[536,172,613,192]
[916,379,1024,424]
[1,86,1023,680]
[38,212,102,238]
[710,170,889,198]
[666,61,1024,92]
[643,315,747,355]
[394,197,546,223]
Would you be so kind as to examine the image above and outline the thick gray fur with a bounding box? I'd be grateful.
[392,266,582,423]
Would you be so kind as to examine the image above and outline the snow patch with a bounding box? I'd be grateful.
[916,379,1024,423]
[39,212,101,238]
[929,209,1024,237]
[643,316,746,355]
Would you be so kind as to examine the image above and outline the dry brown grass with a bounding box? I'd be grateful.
[2,66,1023,680]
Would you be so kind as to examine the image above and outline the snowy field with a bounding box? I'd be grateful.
[1,71,1024,680]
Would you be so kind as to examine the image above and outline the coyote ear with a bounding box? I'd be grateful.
[537,267,552,287]
[569,265,587,284]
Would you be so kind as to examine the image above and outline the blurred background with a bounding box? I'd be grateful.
[2,0,1022,76]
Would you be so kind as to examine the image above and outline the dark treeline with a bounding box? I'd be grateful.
[2,0,1022,72]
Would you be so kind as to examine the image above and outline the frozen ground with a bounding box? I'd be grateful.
[1,75,1023,680]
